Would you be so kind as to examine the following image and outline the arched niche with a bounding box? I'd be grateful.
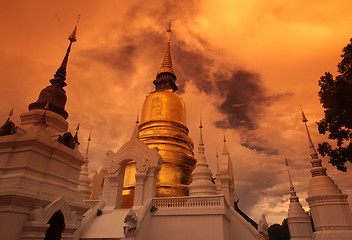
[21,197,78,239]
[44,210,65,240]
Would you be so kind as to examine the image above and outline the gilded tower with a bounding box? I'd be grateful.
[121,23,196,207]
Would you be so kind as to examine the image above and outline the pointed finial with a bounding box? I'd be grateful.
[8,108,13,118]
[301,105,308,123]
[131,119,139,139]
[7,108,14,121]
[285,158,299,202]
[216,148,219,173]
[154,21,178,91]
[85,129,92,160]
[88,128,92,142]
[68,15,80,43]
[222,133,229,154]
[44,102,49,110]
[300,108,327,177]
[51,17,79,84]
[136,110,139,124]
[167,19,171,42]
[199,118,204,146]
[285,158,294,189]
[76,123,80,131]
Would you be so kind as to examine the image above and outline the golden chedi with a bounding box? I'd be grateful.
[120,23,196,207]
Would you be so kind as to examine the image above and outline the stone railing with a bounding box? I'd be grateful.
[152,195,224,208]
[83,200,101,208]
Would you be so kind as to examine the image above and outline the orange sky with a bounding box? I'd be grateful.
[1,0,352,224]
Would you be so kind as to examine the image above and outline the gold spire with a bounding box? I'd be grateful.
[157,20,176,76]
[153,21,178,92]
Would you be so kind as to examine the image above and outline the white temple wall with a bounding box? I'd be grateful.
[150,215,225,240]
[0,211,28,240]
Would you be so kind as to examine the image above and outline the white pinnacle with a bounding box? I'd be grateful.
[189,121,217,196]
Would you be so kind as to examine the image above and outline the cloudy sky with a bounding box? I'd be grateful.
[1,0,352,224]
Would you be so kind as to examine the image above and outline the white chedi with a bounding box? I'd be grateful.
[302,111,352,240]
[285,158,312,240]
[189,122,217,196]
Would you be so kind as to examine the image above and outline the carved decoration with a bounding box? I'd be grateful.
[0,119,16,136]
[28,197,77,228]
[58,132,75,149]
[123,209,137,238]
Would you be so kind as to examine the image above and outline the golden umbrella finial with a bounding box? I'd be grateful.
[157,20,176,76]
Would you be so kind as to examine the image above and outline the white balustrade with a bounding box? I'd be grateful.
[152,195,223,208]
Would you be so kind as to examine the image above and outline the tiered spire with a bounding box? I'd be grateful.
[301,110,327,177]
[78,127,92,199]
[285,158,299,203]
[51,18,79,85]
[198,119,205,160]
[285,157,313,240]
[157,20,176,76]
[223,134,229,154]
[303,110,352,239]
[132,115,140,139]
[28,17,79,119]
[189,120,217,196]
[153,21,178,92]
[217,133,235,204]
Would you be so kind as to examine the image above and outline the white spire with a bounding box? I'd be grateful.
[285,158,312,240]
[301,110,327,177]
[258,214,269,240]
[216,148,219,174]
[78,129,92,199]
[189,121,217,196]
[85,129,92,160]
[217,134,235,204]
[285,158,298,202]
[131,117,139,139]
[302,109,352,239]
[222,134,229,154]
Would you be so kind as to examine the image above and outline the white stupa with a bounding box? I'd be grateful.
[302,111,352,240]
[285,158,312,240]
[0,22,89,239]
[189,120,217,196]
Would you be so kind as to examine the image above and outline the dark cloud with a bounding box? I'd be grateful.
[173,40,271,130]
[81,45,137,73]
[241,143,279,155]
